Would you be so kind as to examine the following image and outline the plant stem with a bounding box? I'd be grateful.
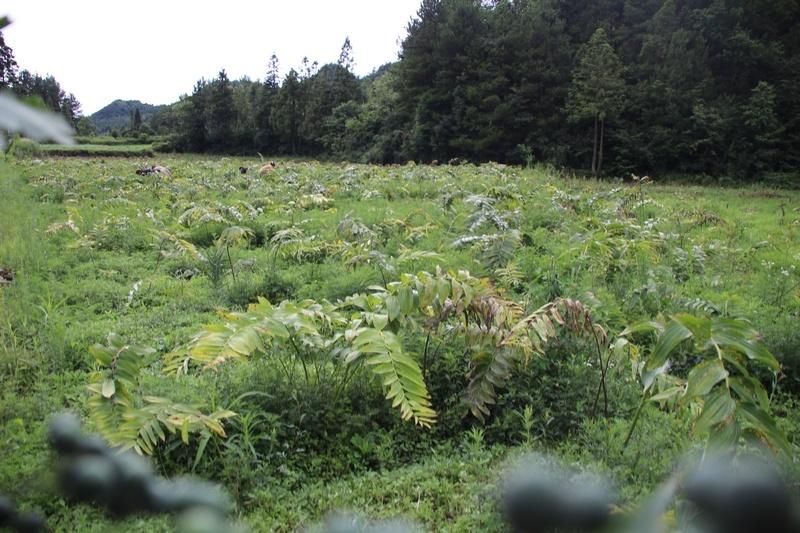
[334,362,353,400]
[289,336,309,384]
[378,266,387,288]
[623,395,647,447]
[590,327,610,417]
[422,331,431,380]
[226,244,237,282]
[274,352,295,388]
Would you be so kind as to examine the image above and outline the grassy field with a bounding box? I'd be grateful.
[0,155,798,531]
[72,135,167,146]
[36,143,155,157]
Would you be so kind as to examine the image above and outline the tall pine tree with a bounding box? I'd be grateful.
[567,28,625,176]
[255,54,280,151]
[271,69,302,154]
[182,79,208,152]
[337,37,355,72]
[205,70,235,150]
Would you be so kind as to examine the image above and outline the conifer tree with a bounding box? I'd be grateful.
[566,28,625,176]
[265,54,280,89]
[271,69,301,154]
[205,70,235,149]
[255,54,280,151]
[337,37,355,72]
[183,79,208,152]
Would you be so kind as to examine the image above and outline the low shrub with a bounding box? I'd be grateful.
[7,137,42,158]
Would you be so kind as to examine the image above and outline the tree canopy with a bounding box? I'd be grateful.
[147,0,800,179]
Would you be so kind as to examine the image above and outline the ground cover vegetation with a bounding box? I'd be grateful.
[1,154,798,530]
[35,144,155,157]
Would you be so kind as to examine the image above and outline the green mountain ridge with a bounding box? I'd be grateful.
[89,99,166,133]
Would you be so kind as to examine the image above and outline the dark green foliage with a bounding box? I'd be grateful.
[0,30,17,89]
[253,54,280,151]
[75,117,97,137]
[301,64,363,153]
[187,81,210,151]
[148,0,799,178]
[270,69,302,154]
[132,108,142,131]
[89,99,166,134]
[12,70,82,127]
[35,143,154,157]
[567,28,625,176]
[206,70,235,150]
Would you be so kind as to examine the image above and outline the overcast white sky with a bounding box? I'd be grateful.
[3,0,421,114]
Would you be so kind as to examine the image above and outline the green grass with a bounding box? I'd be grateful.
[36,143,154,157]
[74,135,167,146]
[0,155,798,531]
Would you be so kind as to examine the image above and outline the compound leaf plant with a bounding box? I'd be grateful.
[87,333,236,455]
[165,268,602,429]
[621,313,789,456]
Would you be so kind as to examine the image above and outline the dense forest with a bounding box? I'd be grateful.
[2,0,799,178]
[150,0,799,178]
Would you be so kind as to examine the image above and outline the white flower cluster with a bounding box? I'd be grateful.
[760,260,796,277]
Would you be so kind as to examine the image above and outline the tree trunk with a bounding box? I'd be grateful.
[591,114,598,176]
[598,117,605,176]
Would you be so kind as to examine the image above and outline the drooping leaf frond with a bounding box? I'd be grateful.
[87,334,235,455]
[463,297,603,420]
[171,268,605,426]
[351,328,436,427]
[165,298,345,375]
[216,225,254,247]
[154,230,207,262]
[621,314,787,456]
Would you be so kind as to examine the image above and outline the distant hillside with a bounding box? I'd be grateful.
[89,100,166,133]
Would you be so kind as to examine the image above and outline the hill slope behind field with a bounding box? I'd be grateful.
[89,99,166,133]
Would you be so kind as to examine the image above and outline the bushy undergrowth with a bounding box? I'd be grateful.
[1,156,798,530]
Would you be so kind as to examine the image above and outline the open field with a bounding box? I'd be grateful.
[72,136,167,146]
[36,143,155,157]
[1,155,798,531]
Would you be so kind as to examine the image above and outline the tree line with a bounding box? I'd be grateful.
[3,0,799,178]
[156,0,799,178]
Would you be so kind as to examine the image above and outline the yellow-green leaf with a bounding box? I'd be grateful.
[684,359,728,399]
[181,418,189,444]
[101,378,116,398]
[648,320,692,370]
[737,402,790,457]
[694,388,735,434]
